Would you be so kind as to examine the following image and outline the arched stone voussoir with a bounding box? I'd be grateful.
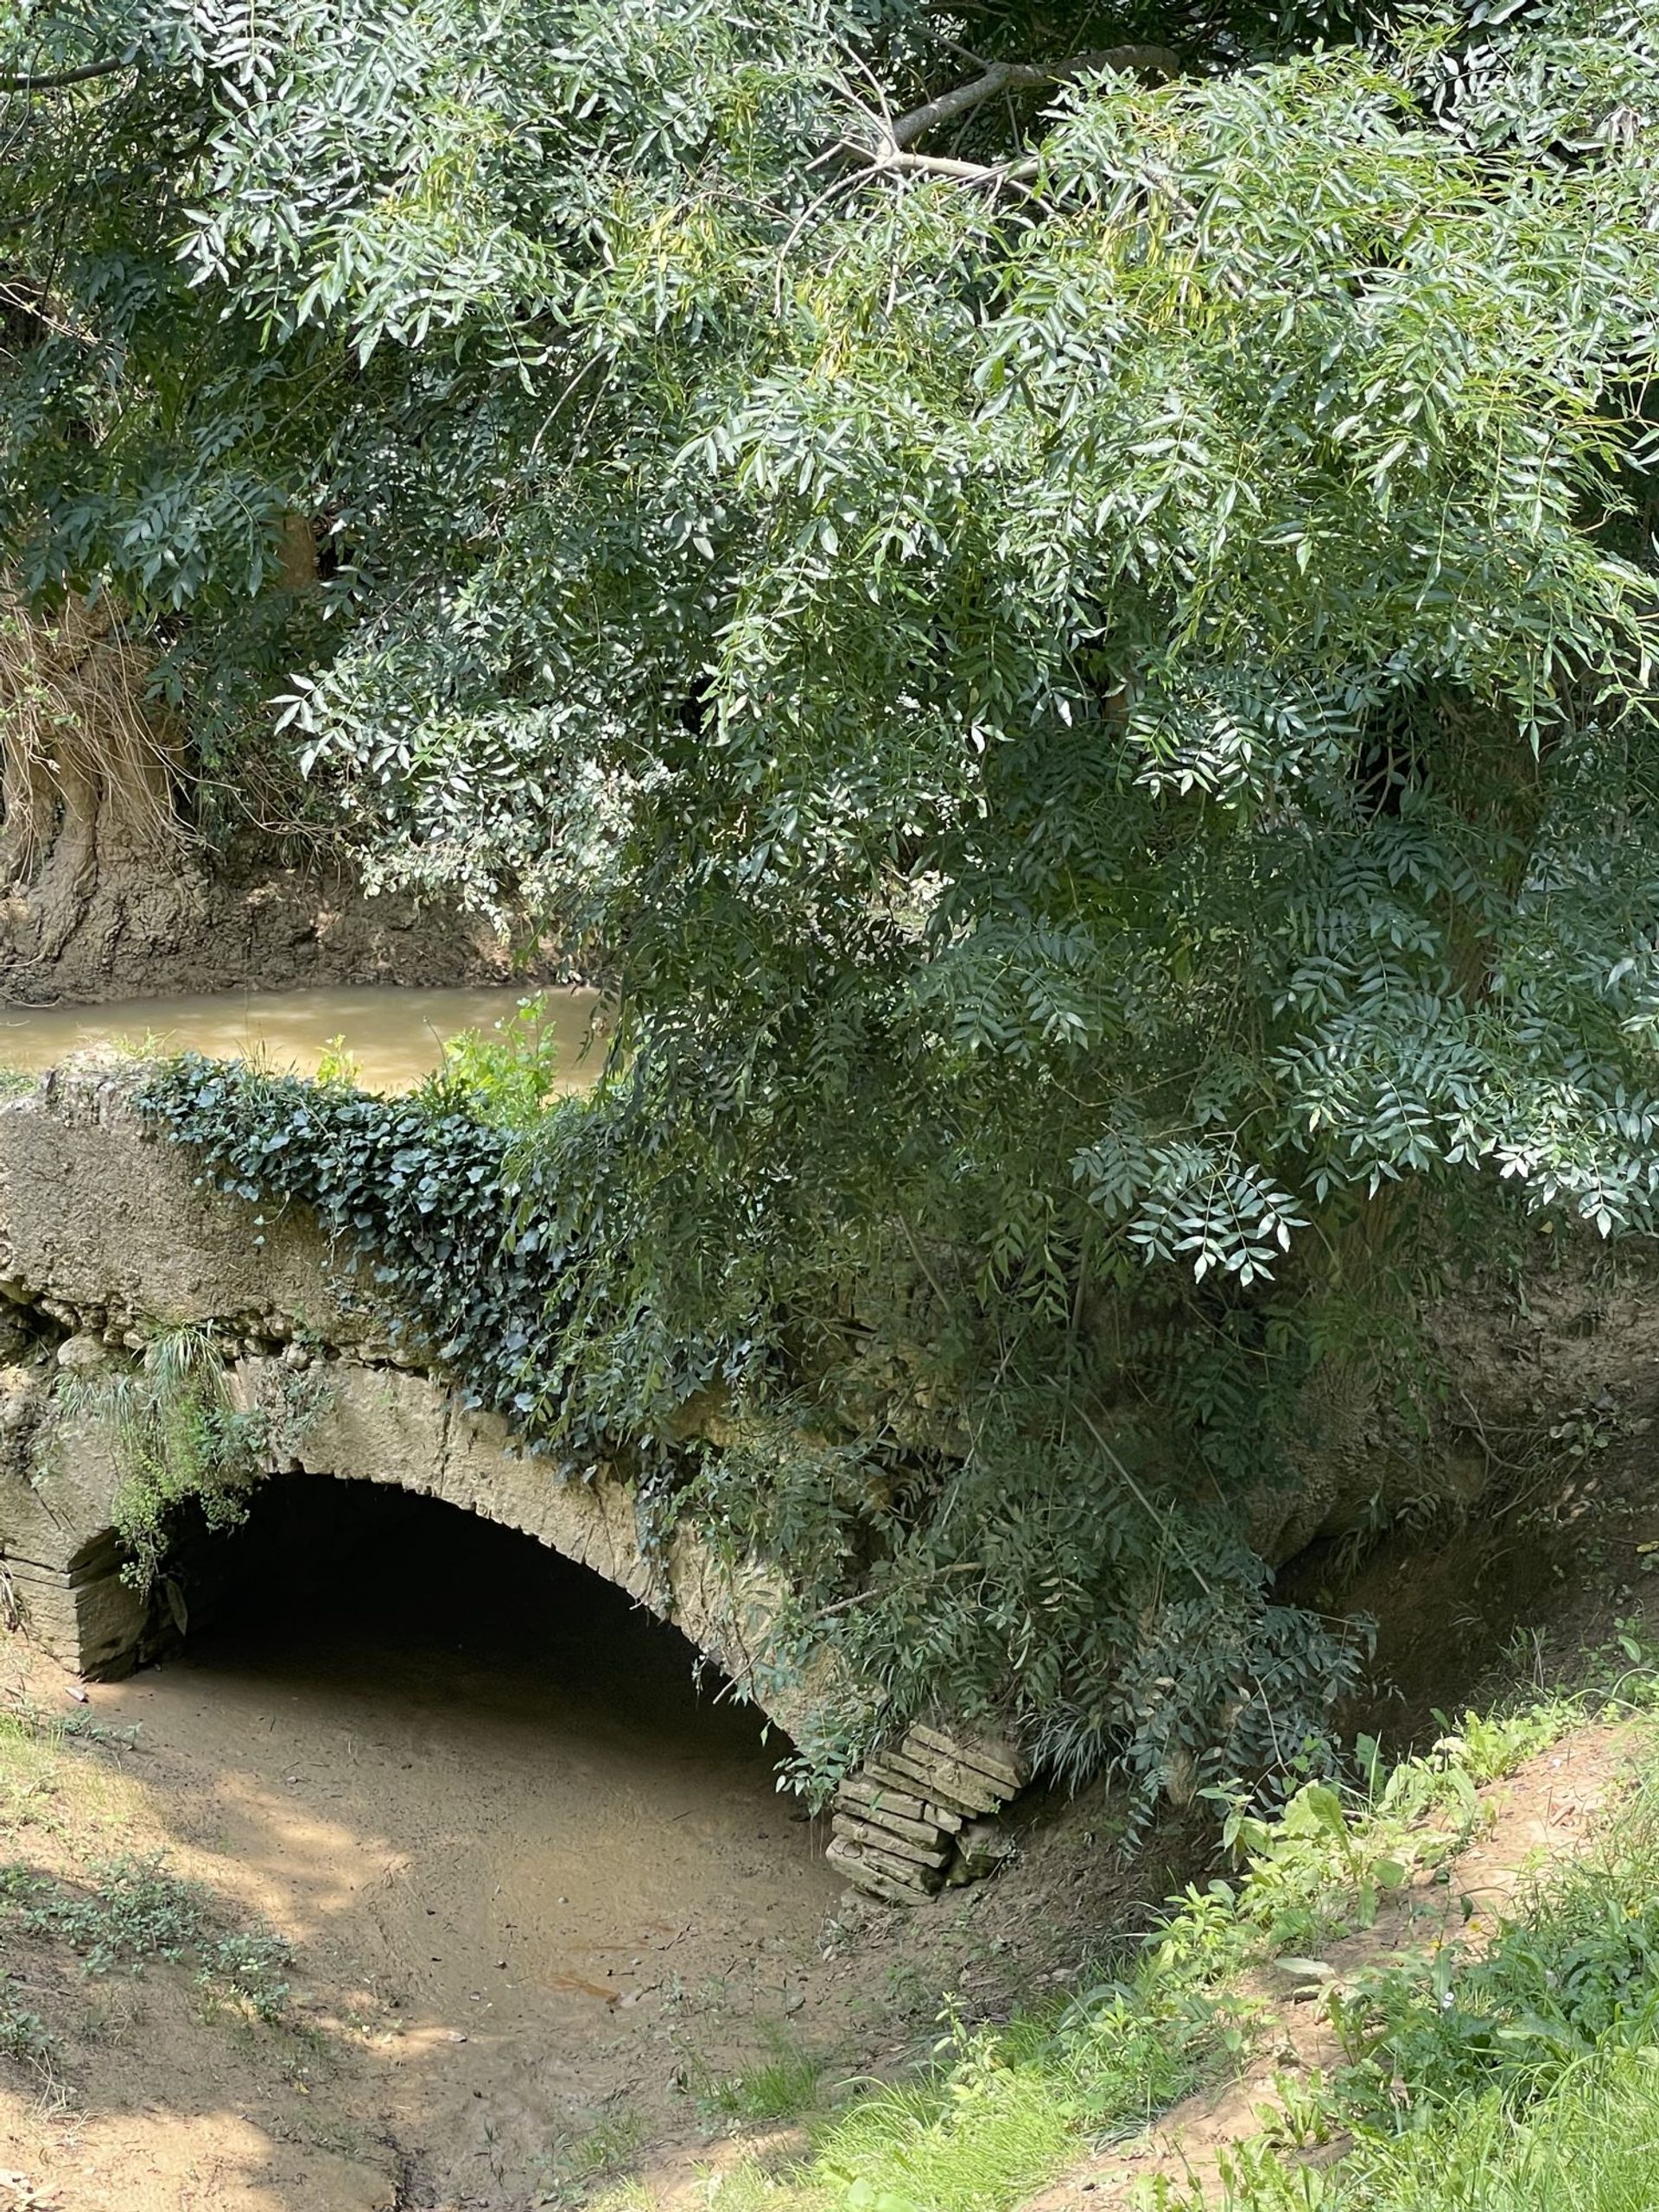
[0,1352,801,1730]
[232,1356,800,1732]
[0,1065,802,1732]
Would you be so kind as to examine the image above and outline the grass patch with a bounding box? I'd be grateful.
[0,1700,139,1754]
[697,2031,835,2129]
[0,1699,139,1846]
[0,1853,293,2021]
[663,1669,1658,2212]
[1149,1714,1659,2207]
[1185,2042,1659,2210]
[1364,2047,1659,2212]
[533,2110,650,2206]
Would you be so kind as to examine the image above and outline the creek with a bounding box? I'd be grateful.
[0,983,603,1094]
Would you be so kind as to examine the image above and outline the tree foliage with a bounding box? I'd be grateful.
[9,0,1659,1794]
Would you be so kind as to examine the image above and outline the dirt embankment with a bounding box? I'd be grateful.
[0,595,562,1010]
[0,849,552,1009]
[1030,1721,1639,2210]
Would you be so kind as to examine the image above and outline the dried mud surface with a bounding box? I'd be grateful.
[0,1489,846,2212]
[0,1485,1162,2212]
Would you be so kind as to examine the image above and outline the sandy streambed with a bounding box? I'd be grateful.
[0,1486,840,2210]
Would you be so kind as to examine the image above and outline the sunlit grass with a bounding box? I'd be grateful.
[641,1666,1659,2212]
[1193,2043,1659,2212]
[698,2031,835,2128]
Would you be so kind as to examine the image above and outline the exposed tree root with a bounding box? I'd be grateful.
[0,594,203,977]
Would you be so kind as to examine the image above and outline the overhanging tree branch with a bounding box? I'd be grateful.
[0,55,133,92]
[886,45,1179,151]
[873,148,1040,193]
[810,42,1180,185]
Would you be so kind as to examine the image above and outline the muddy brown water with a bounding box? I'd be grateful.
[0,984,603,1094]
[64,1480,839,2209]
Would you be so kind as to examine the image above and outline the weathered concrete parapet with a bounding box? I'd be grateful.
[0,1062,792,1730]
[0,1060,363,1347]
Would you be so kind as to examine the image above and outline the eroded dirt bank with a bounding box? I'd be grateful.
[0,850,557,1009]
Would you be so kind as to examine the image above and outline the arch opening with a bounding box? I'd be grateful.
[60,1471,839,2202]
[154,1470,779,1768]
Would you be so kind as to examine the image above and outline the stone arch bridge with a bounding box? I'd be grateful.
[0,1064,1023,1902]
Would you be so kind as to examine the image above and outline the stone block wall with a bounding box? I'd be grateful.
[0,1062,1029,1904]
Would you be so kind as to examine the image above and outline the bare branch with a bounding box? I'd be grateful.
[886,46,1179,152]
[0,55,133,92]
[876,149,1040,194]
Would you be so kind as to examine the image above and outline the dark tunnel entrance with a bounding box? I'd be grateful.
[79,1472,840,2201]
[160,1470,774,1764]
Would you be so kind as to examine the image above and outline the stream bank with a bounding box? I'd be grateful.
[0,847,562,1010]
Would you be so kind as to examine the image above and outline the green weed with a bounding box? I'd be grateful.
[1149,1719,1659,2208]
[53,1325,268,1592]
[1174,2042,1659,2211]
[53,1322,327,1592]
[1323,1742,1659,2121]
[0,1992,60,2076]
[0,1700,138,1755]
[533,2110,649,2206]
[423,994,575,1126]
[315,1033,363,1087]
[0,1854,292,2021]
[651,1689,1616,2212]
[697,2032,833,2128]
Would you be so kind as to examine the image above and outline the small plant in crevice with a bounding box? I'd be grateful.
[54,1326,267,1592]
[53,1325,324,1594]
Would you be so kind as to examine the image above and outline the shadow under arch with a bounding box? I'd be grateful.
[162,1469,772,1761]
[13,1351,794,1736]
